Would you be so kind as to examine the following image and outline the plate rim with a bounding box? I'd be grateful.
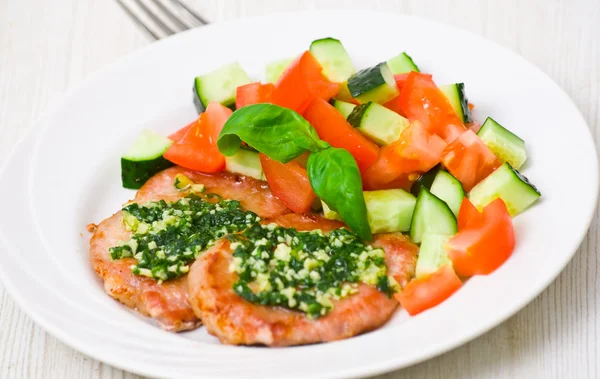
[0,9,598,379]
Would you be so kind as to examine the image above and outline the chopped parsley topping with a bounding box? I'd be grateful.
[229,223,397,318]
[109,193,259,281]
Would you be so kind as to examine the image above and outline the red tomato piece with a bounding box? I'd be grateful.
[362,122,446,190]
[384,73,432,116]
[398,72,466,143]
[446,198,515,276]
[169,121,194,142]
[363,171,415,191]
[272,51,341,114]
[393,72,431,92]
[457,198,482,231]
[202,102,233,144]
[293,151,310,168]
[235,82,275,109]
[387,121,447,172]
[163,114,224,172]
[466,121,482,134]
[260,153,316,213]
[383,96,406,117]
[303,98,379,173]
[393,73,410,91]
[441,130,501,191]
[396,265,462,316]
[163,103,232,173]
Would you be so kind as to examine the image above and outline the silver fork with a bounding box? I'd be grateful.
[116,0,209,40]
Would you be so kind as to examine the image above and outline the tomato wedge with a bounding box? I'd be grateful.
[303,97,379,173]
[383,73,432,116]
[169,121,194,142]
[362,121,446,190]
[235,82,275,108]
[398,72,466,143]
[457,198,482,231]
[363,172,415,191]
[163,103,232,172]
[441,130,501,191]
[466,121,481,134]
[394,72,431,92]
[396,265,462,316]
[272,51,341,114]
[260,153,316,213]
[386,121,447,173]
[383,96,406,117]
[446,198,515,276]
[202,103,233,144]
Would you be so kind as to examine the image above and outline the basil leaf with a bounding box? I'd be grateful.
[218,103,329,163]
[307,147,372,241]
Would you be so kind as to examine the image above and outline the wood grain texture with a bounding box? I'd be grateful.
[0,0,598,378]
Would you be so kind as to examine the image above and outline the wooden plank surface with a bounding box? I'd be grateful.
[0,0,598,377]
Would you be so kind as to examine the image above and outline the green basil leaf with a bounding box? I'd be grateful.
[307,147,372,241]
[217,103,329,163]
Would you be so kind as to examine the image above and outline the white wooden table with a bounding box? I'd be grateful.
[1,0,598,378]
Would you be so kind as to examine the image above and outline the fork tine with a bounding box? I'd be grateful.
[148,0,191,31]
[116,0,160,40]
[169,0,209,25]
[133,0,176,35]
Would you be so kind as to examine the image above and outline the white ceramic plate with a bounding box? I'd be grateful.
[0,10,597,379]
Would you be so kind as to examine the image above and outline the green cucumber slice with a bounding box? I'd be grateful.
[410,164,442,196]
[225,149,264,180]
[347,62,399,104]
[194,62,251,111]
[347,102,409,145]
[415,233,453,279]
[468,162,540,216]
[364,189,416,233]
[334,82,354,102]
[332,99,356,118]
[322,189,416,233]
[439,83,472,124]
[386,52,420,74]
[430,170,465,216]
[477,117,527,169]
[309,37,355,83]
[410,188,458,244]
[121,130,174,189]
[265,57,294,83]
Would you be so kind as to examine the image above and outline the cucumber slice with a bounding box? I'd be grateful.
[347,62,399,104]
[415,233,452,279]
[194,62,251,111]
[430,170,465,216]
[347,102,409,145]
[332,100,356,118]
[225,149,264,180]
[265,57,294,83]
[335,82,354,102]
[468,162,540,216]
[322,189,416,233]
[309,37,355,83]
[439,83,472,124]
[121,130,174,190]
[364,189,416,233]
[477,117,527,169]
[410,164,442,196]
[321,200,343,221]
[410,188,457,244]
[386,52,420,75]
